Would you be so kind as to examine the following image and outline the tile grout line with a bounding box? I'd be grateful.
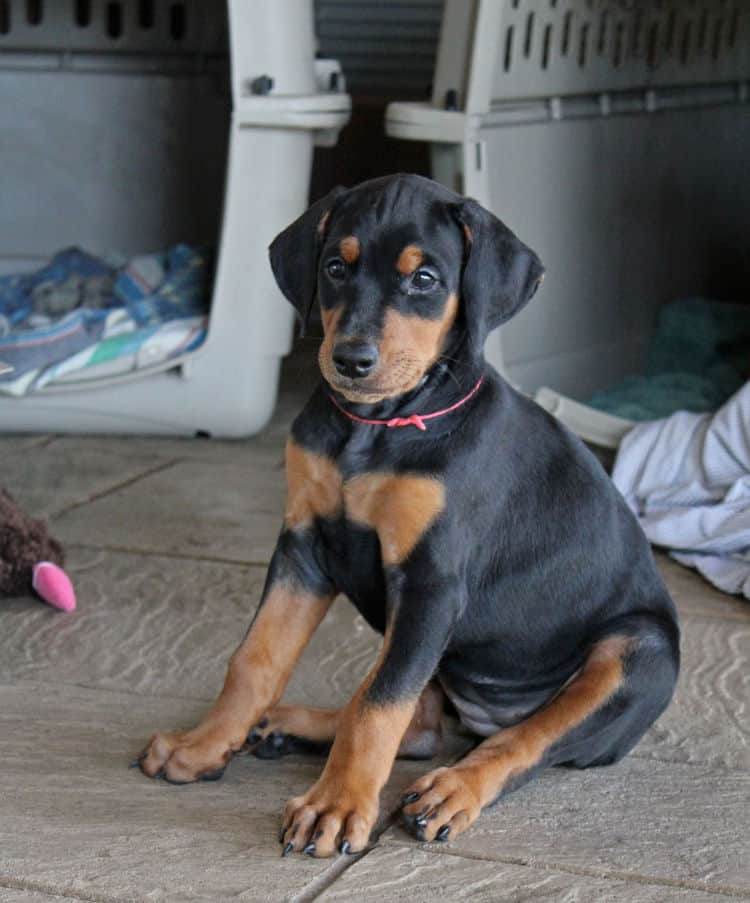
[36,435,61,449]
[1,434,58,454]
[49,458,182,521]
[387,841,750,900]
[290,845,378,903]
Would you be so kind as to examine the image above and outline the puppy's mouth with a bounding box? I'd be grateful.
[320,358,425,404]
[325,372,402,403]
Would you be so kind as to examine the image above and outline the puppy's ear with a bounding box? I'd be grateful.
[452,198,544,351]
[268,186,347,335]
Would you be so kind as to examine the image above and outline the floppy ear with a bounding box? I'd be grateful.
[268,185,347,335]
[452,198,544,351]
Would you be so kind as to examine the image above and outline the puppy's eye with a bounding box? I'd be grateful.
[411,269,437,291]
[325,258,346,280]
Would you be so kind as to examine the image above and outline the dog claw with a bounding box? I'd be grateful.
[436,825,450,842]
[304,843,316,856]
[281,841,294,858]
[401,791,420,805]
[129,751,147,769]
[339,839,351,855]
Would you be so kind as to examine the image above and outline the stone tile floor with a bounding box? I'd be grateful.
[1,350,748,902]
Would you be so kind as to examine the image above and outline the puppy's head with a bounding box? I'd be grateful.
[269,174,544,403]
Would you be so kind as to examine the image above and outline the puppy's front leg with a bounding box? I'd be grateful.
[281,570,460,858]
[139,534,335,783]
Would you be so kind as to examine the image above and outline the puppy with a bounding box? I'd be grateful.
[138,174,679,858]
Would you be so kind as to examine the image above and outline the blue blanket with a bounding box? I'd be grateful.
[0,245,211,388]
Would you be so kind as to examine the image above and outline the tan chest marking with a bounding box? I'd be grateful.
[285,440,343,530]
[344,472,446,565]
[285,441,446,565]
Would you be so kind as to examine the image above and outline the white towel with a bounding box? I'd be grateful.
[611,382,750,600]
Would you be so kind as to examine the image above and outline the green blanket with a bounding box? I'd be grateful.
[588,298,750,421]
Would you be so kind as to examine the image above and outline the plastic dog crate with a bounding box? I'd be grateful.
[386,1,750,447]
[0,0,350,436]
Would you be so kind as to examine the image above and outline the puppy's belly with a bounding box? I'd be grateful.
[437,672,570,738]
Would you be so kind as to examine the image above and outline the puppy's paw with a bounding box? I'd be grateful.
[136,726,241,783]
[247,706,335,759]
[400,766,482,843]
[279,780,378,858]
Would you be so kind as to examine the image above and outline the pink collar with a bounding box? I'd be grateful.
[329,377,483,432]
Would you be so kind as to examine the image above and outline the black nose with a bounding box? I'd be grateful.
[332,341,379,379]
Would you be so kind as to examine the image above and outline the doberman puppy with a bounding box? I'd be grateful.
[138,174,680,858]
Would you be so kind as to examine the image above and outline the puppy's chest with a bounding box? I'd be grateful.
[285,439,445,567]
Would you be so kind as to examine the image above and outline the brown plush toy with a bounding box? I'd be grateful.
[0,489,75,611]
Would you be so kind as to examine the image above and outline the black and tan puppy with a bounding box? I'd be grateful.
[138,174,679,858]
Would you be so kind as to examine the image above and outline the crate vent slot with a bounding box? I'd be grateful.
[561,9,572,55]
[712,16,724,60]
[504,24,515,72]
[26,0,42,26]
[647,21,660,69]
[663,9,676,54]
[613,21,624,67]
[728,7,739,47]
[524,11,535,58]
[680,19,693,65]
[597,9,609,56]
[541,22,551,69]
[578,22,589,68]
[75,0,90,27]
[630,9,643,57]
[169,2,185,40]
[138,0,154,29]
[697,9,709,50]
[106,1,122,38]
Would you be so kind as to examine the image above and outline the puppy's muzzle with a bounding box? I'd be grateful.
[332,340,379,380]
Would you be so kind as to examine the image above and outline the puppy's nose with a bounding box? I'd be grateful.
[332,340,379,379]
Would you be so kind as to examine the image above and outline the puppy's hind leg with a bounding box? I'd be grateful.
[401,614,678,842]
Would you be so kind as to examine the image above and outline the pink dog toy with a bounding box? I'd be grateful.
[32,561,77,612]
